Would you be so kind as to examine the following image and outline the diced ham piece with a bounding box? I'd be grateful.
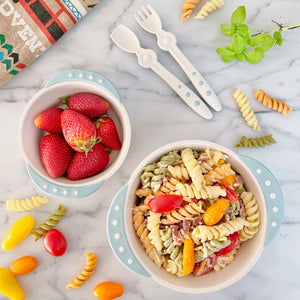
[193,254,218,277]
[197,157,209,163]
[236,175,244,185]
[192,215,203,227]
[239,199,246,218]
[182,220,190,235]
[170,225,182,246]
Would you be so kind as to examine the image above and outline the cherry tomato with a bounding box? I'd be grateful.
[148,195,183,213]
[93,282,124,300]
[182,238,195,276]
[214,183,238,202]
[10,256,38,275]
[43,229,67,256]
[203,198,230,226]
[215,232,240,256]
[193,254,218,277]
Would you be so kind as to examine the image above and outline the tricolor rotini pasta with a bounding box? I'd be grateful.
[133,147,260,278]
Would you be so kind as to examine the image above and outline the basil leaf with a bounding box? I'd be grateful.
[245,49,264,64]
[236,24,249,35]
[226,43,234,51]
[276,39,283,46]
[221,24,233,36]
[232,34,246,54]
[231,6,246,25]
[236,53,245,61]
[273,31,282,41]
[248,33,274,52]
[216,48,236,62]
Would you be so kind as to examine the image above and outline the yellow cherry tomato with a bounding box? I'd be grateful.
[0,268,25,300]
[203,198,230,226]
[182,238,195,276]
[93,282,124,300]
[1,216,34,251]
[10,256,38,275]
[220,174,236,188]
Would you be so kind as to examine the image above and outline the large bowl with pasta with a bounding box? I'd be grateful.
[107,140,283,293]
[19,69,131,199]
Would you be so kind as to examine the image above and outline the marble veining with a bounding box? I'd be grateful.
[0,0,300,299]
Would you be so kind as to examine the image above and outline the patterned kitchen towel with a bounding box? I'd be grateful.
[0,0,100,86]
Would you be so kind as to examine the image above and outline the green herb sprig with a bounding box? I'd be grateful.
[217,6,300,64]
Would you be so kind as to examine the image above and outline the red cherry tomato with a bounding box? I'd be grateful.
[43,229,67,256]
[215,232,240,256]
[193,254,218,277]
[148,195,183,213]
[214,183,238,202]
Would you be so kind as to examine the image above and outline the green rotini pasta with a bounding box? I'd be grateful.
[194,237,231,263]
[31,204,67,241]
[228,201,240,219]
[235,134,276,148]
[140,151,181,193]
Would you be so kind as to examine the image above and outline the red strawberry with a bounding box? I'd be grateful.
[95,116,121,150]
[61,109,100,155]
[67,143,109,180]
[60,93,109,119]
[40,134,74,178]
[34,108,64,134]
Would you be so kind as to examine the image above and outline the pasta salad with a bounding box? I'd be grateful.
[132,148,260,277]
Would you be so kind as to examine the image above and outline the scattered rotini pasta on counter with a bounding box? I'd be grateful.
[6,196,49,211]
[235,134,276,148]
[181,0,200,23]
[255,90,292,116]
[233,88,260,131]
[132,147,260,278]
[31,204,67,241]
[195,0,224,20]
[66,253,97,289]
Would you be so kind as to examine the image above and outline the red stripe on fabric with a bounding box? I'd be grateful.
[16,63,27,69]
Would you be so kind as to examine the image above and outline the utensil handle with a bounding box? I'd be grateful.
[168,45,222,112]
[151,62,213,120]
[240,155,284,246]
[45,69,122,103]
[107,185,150,277]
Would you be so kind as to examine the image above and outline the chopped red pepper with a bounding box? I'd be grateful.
[214,183,238,202]
[193,254,218,277]
[215,232,240,256]
[148,195,183,213]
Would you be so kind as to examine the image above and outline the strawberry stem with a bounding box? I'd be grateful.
[75,136,101,157]
[60,97,70,106]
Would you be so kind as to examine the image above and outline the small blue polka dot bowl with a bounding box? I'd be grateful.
[107,140,283,293]
[19,69,131,199]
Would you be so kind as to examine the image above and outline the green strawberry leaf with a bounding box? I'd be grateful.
[232,34,246,54]
[216,48,236,62]
[221,24,233,36]
[236,24,249,35]
[245,49,264,64]
[231,6,246,25]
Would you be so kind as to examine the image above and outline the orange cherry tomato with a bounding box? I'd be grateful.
[93,282,124,300]
[220,174,236,188]
[203,198,230,226]
[10,256,38,275]
[182,238,195,276]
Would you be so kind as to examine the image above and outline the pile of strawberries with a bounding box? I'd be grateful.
[34,93,121,181]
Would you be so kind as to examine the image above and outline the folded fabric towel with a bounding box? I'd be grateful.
[0,0,101,86]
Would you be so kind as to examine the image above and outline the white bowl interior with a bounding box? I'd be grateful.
[19,81,130,187]
[124,140,267,293]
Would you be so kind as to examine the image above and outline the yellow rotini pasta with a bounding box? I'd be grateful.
[175,182,226,200]
[181,148,205,191]
[254,89,292,116]
[239,192,260,241]
[233,88,260,131]
[147,212,163,251]
[195,0,224,20]
[181,0,200,22]
[191,217,249,243]
[167,165,190,181]
[6,196,49,211]
[31,204,67,241]
[66,253,97,289]
[162,201,204,225]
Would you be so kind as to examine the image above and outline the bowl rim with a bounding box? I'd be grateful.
[123,140,267,293]
[18,80,131,188]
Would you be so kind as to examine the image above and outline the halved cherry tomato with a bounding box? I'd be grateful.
[10,256,38,275]
[215,232,240,256]
[43,229,67,256]
[193,254,218,277]
[214,183,238,202]
[182,238,195,276]
[148,195,183,213]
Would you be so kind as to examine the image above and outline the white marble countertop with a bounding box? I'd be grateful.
[0,0,300,299]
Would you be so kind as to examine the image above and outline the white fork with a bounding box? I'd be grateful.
[135,5,222,112]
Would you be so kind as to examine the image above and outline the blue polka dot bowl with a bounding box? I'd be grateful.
[107,140,283,293]
[19,69,131,199]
